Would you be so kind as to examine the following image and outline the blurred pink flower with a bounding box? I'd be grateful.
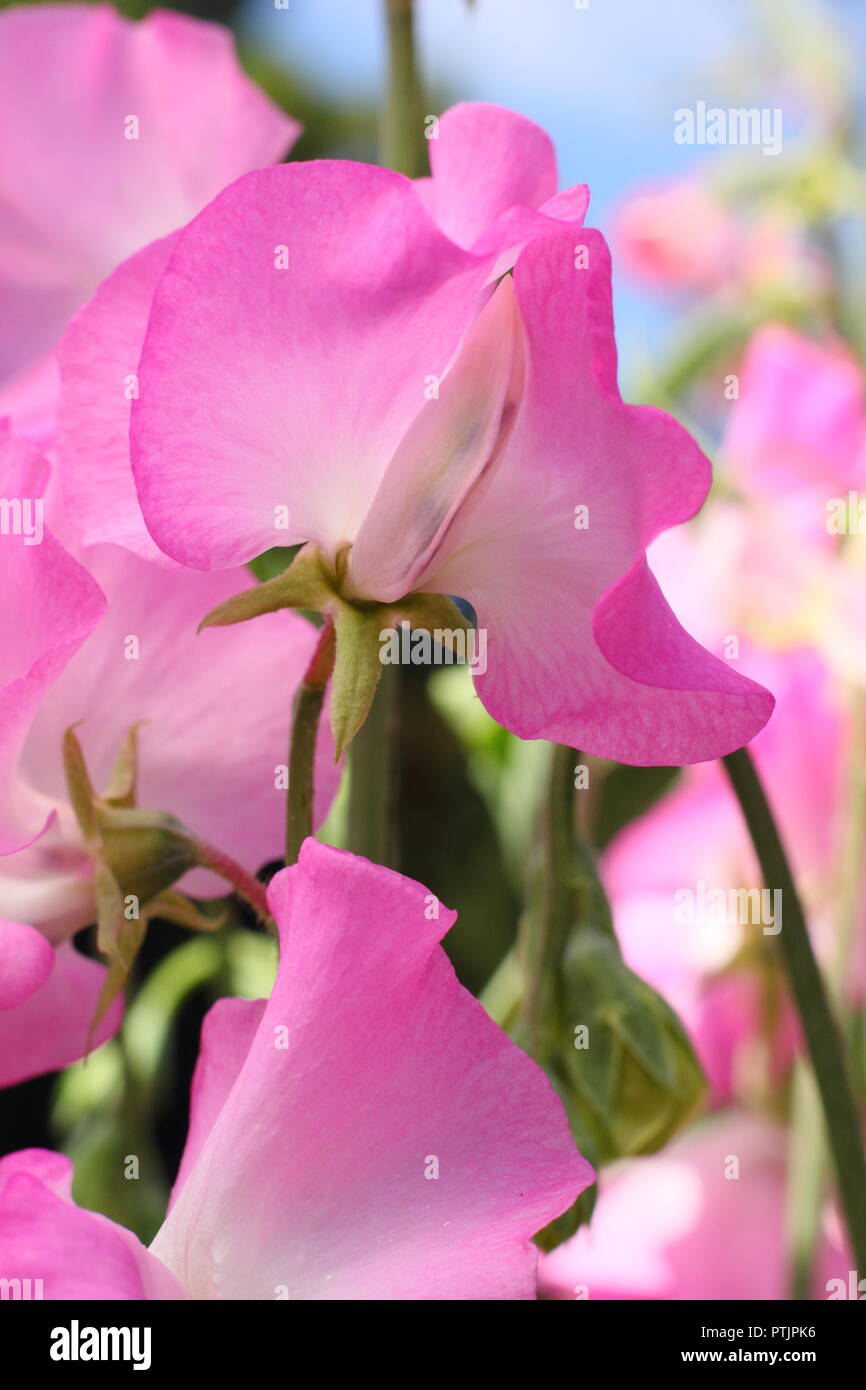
[0,424,337,1086]
[0,841,592,1299]
[612,181,736,292]
[91,150,773,763]
[724,325,866,545]
[602,645,853,1102]
[0,2,299,428]
[538,1111,849,1300]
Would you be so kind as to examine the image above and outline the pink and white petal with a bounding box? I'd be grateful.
[57,234,179,562]
[18,545,337,890]
[0,943,122,1088]
[0,426,106,852]
[0,1150,185,1299]
[152,840,590,1300]
[349,275,521,601]
[0,820,94,943]
[132,162,487,569]
[421,230,772,764]
[0,4,298,381]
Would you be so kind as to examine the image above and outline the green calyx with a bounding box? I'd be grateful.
[63,726,223,1041]
[198,544,474,759]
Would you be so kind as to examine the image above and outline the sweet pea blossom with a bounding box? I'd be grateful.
[0,424,336,1086]
[538,1112,849,1300]
[0,840,592,1300]
[0,2,299,436]
[723,325,866,546]
[83,131,773,763]
[56,101,588,563]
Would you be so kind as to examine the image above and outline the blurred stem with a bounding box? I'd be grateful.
[518,743,577,1058]
[832,690,866,1005]
[722,746,866,1278]
[346,663,399,867]
[787,689,866,1296]
[381,0,426,177]
[285,618,336,865]
[786,1064,826,1299]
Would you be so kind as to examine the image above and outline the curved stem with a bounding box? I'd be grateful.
[286,617,336,865]
[722,746,866,1277]
[187,837,271,926]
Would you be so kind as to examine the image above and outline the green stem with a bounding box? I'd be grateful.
[346,662,398,867]
[786,689,866,1298]
[381,0,426,177]
[786,1063,826,1299]
[722,746,866,1277]
[518,743,578,1057]
[285,617,336,866]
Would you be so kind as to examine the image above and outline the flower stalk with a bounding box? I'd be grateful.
[722,745,866,1279]
[285,617,336,865]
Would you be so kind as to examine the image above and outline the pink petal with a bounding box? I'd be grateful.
[0,3,298,383]
[18,545,338,893]
[591,558,774,763]
[57,234,178,562]
[0,352,60,450]
[421,229,773,764]
[0,943,122,1088]
[0,919,53,1009]
[131,162,488,569]
[0,425,106,853]
[538,1114,847,1300]
[422,102,588,259]
[0,1148,184,1299]
[153,839,590,1300]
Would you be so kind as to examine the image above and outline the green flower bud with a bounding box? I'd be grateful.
[558,931,706,1165]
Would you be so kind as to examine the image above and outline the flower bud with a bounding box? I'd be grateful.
[558,932,706,1166]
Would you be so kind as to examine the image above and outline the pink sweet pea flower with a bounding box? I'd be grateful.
[103,152,772,764]
[0,2,299,424]
[0,424,337,1086]
[612,181,736,292]
[723,325,866,545]
[0,841,592,1299]
[538,1112,849,1300]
